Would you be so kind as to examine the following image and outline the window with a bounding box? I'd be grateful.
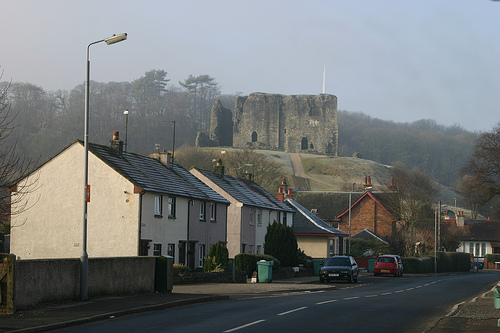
[199,244,205,268]
[256,245,262,254]
[251,131,258,142]
[154,195,163,216]
[282,212,287,225]
[153,243,162,256]
[168,197,176,218]
[276,212,281,224]
[167,244,175,258]
[249,208,255,225]
[199,201,206,221]
[469,243,474,255]
[257,209,262,226]
[475,243,480,257]
[482,243,486,257]
[210,203,216,221]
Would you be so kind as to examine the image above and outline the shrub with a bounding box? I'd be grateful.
[264,222,298,267]
[234,253,280,277]
[204,241,229,272]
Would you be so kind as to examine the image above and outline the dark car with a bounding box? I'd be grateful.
[319,255,359,283]
[374,254,403,277]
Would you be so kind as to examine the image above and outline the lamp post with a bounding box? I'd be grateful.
[123,110,129,152]
[82,33,127,301]
[348,183,355,254]
[171,120,176,166]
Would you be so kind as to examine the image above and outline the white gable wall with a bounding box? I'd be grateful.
[10,143,140,259]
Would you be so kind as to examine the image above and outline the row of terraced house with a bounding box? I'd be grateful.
[9,132,348,268]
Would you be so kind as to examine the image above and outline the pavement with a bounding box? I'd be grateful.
[1,272,499,332]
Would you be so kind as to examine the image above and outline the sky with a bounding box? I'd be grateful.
[1,0,499,132]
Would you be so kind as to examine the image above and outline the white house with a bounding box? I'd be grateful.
[10,132,229,265]
[189,159,294,258]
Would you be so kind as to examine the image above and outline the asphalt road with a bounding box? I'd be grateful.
[54,271,500,333]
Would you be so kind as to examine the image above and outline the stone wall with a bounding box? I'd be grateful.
[14,257,156,310]
[232,93,338,155]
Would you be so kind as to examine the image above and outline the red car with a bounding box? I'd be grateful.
[374,255,403,277]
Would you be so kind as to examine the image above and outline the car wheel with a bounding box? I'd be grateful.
[354,272,358,283]
[349,273,354,283]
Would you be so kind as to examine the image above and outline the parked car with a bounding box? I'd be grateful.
[319,255,359,283]
[374,254,403,277]
[470,262,483,272]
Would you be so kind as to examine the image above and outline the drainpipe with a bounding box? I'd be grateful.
[138,190,145,256]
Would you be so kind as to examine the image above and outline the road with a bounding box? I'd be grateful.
[55,271,500,333]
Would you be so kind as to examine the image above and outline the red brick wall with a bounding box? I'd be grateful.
[339,196,395,238]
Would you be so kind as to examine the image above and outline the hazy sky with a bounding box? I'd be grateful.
[1,1,499,132]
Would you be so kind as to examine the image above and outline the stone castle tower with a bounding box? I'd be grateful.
[207,92,338,156]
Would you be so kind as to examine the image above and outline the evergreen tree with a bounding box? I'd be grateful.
[264,221,298,267]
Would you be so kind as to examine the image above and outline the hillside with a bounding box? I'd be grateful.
[254,150,465,213]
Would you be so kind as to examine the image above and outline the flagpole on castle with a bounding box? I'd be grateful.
[322,65,326,94]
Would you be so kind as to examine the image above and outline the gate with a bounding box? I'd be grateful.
[0,254,14,314]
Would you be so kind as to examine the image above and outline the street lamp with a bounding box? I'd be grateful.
[82,33,127,301]
[171,120,176,166]
[123,110,129,152]
[348,182,355,254]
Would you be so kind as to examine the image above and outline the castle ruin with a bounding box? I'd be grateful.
[205,92,338,156]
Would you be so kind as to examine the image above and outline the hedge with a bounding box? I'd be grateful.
[402,252,470,273]
[234,253,280,277]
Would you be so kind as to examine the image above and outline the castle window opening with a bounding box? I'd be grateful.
[301,137,308,150]
[251,131,258,143]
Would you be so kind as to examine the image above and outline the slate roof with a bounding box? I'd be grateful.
[461,220,500,242]
[292,192,364,221]
[191,168,294,213]
[352,228,389,244]
[87,141,229,204]
[285,199,347,236]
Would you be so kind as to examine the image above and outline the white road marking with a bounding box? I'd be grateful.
[446,301,466,317]
[224,320,266,332]
[277,306,307,316]
[316,299,339,305]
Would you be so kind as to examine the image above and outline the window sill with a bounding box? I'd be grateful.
[154,214,163,218]
[168,215,176,219]
[210,219,216,223]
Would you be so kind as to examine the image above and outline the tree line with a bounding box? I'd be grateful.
[0,70,480,189]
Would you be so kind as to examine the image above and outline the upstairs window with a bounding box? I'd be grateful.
[199,201,206,221]
[257,209,262,226]
[154,195,163,217]
[210,203,216,221]
[168,197,176,218]
[249,208,255,225]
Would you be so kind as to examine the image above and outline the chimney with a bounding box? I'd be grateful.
[277,187,285,202]
[286,188,293,200]
[456,210,465,227]
[158,150,173,168]
[389,177,396,192]
[214,159,225,178]
[245,172,253,184]
[363,175,372,191]
[110,131,124,154]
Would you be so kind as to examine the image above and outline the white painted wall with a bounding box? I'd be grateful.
[10,143,140,259]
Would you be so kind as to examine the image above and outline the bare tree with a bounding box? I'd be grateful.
[462,122,500,218]
[381,162,438,256]
[0,80,38,229]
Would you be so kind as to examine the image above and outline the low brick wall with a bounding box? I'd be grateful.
[14,257,156,310]
[174,271,247,284]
